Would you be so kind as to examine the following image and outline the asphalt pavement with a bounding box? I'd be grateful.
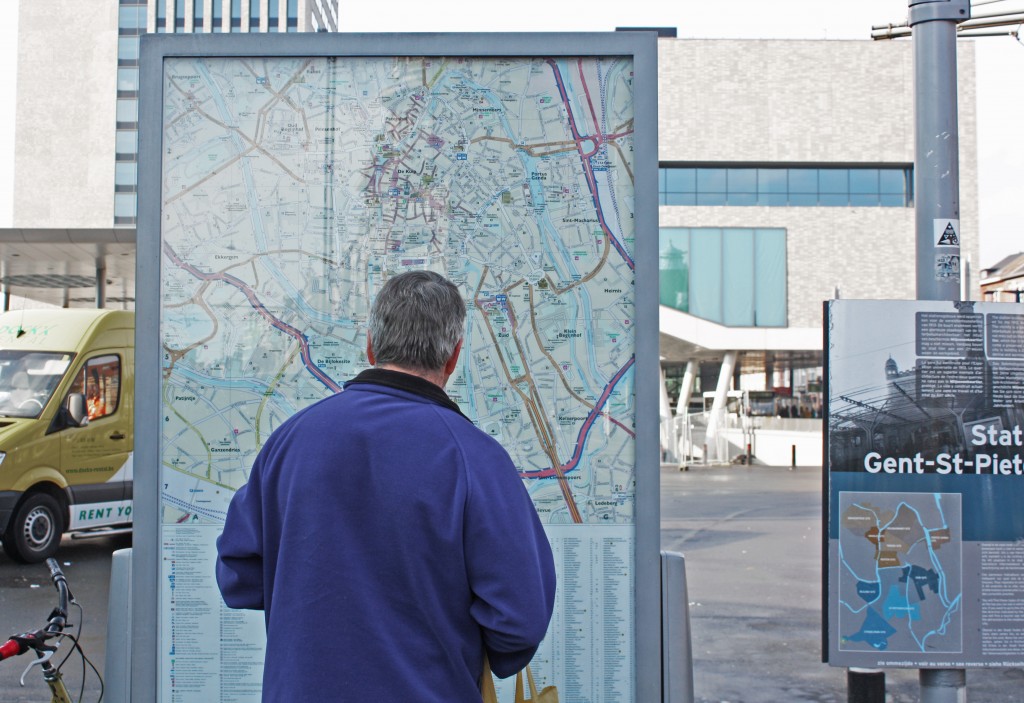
[0,533,129,703]
[664,464,1024,702]
[3,468,1024,702]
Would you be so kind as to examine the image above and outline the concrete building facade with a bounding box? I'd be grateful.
[655,38,979,464]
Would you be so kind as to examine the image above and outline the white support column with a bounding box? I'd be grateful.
[660,369,678,465]
[675,360,696,417]
[704,352,737,463]
[674,361,697,465]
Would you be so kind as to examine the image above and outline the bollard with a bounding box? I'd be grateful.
[746,442,752,464]
[661,551,695,703]
[920,669,966,703]
[106,548,133,703]
[848,668,885,703]
[791,444,796,469]
[702,443,707,466]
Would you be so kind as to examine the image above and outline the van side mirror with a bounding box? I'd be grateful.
[67,393,89,427]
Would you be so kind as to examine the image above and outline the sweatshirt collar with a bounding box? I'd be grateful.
[344,368,469,420]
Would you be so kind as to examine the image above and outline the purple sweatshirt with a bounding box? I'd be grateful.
[216,369,556,701]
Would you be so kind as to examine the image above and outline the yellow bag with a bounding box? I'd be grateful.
[481,655,499,703]
[515,666,559,703]
[481,657,558,703]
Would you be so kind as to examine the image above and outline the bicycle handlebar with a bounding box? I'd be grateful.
[0,558,71,661]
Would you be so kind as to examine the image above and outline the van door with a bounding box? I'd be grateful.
[59,354,133,530]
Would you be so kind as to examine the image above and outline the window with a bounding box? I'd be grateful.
[117,67,139,92]
[660,228,787,327]
[268,0,279,31]
[68,356,121,421]
[118,5,146,30]
[156,0,167,32]
[286,0,298,30]
[231,0,242,31]
[213,0,224,32]
[116,98,138,124]
[117,37,140,61]
[0,351,73,419]
[175,0,186,29]
[115,162,138,187]
[659,165,913,207]
[251,0,261,27]
[114,193,137,219]
[115,130,138,157]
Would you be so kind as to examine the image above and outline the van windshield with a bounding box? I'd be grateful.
[0,351,74,419]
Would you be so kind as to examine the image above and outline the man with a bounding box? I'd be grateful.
[216,270,556,701]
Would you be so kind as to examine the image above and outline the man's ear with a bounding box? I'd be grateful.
[366,332,376,366]
[443,339,463,376]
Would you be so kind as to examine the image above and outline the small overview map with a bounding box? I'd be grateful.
[158,53,638,702]
[838,492,963,654]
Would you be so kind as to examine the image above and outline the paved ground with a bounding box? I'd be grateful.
[3,467,1024,702]
[0,533,129,703]
[663,464,1024,702]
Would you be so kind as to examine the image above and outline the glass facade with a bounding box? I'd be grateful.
[115,1,145,226]
[660,228,787,327]
[659,165,913,207]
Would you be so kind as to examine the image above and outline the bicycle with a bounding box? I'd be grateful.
[0,558,104,702]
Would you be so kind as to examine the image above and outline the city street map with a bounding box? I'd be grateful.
[157,54,638,702]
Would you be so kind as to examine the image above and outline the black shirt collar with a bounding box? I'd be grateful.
[344,368,469,420]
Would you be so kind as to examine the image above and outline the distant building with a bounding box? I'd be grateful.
[980,252,1024,302]
[655,37,979,463]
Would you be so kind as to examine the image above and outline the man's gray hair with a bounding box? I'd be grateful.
[368,270,466,372]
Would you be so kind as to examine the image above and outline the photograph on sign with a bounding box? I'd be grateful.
[825,299,1024,669]
[137,33,658,703]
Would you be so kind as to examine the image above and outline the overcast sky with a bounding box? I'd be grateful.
[1,0,1021,267]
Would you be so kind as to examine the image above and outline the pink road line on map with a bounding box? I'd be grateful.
[163,243,342,393]
[545,59,634,271]
[521,355,635,479]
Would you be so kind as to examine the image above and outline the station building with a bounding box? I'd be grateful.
[655,36,979,465]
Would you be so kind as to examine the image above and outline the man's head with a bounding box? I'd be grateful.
[367,270,466,383]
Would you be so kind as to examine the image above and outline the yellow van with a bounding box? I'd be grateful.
[0,309,133,562]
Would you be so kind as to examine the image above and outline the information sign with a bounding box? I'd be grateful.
[824,299,1024,669]
[135,33,660,702]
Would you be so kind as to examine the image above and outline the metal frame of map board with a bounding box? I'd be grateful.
[823,298,1024,669]
[135,32,660,701]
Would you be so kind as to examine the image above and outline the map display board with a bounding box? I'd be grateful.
[135,33,659,702]
[825,299,1024,669]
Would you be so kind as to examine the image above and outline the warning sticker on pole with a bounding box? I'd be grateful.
[935,218,960,247]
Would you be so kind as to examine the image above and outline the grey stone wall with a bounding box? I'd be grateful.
[657,38,981,327]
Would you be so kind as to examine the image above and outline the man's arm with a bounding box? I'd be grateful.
[464,446,556,678]
[215,458,266,610]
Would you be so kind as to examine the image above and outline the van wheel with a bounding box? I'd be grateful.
[2,493,64,563]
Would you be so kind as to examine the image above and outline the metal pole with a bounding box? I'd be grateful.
[910,2,969,701]
[912,0,968,301]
